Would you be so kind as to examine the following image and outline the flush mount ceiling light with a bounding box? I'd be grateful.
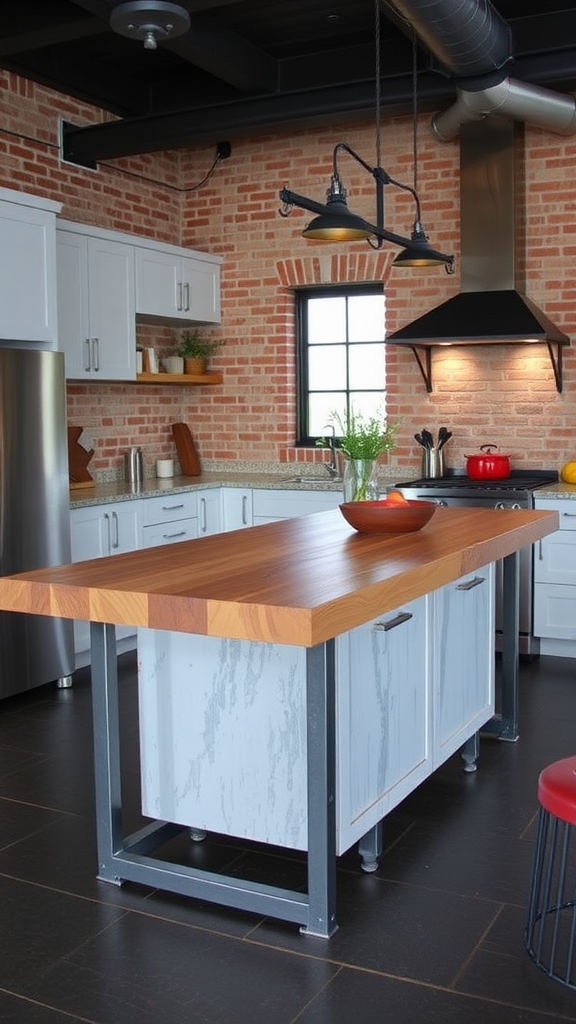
[110,1,190,51]
[278,0,453,271]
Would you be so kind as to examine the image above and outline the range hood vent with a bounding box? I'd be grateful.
[386,119,569,391]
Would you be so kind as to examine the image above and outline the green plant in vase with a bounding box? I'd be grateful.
[319,408,398,502]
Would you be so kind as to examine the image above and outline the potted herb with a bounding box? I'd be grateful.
[320,408,398,501]
[177,330,226,374]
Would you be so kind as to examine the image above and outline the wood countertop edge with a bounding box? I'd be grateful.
[0,508,558,647]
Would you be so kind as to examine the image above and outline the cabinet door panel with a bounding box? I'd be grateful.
[182,256,220,323]
[433,565,495,765]
[534,531,576,585]
[0,203,58,343]
[534,583,576,639]
[337,597,430,850]
[221,489,253,531]
[88,239,135,380]
[135,248,179,318]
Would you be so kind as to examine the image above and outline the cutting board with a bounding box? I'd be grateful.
[172,422,201,476]
[68,427,95,488]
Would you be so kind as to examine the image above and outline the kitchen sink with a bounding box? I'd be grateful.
[282,475,342,484]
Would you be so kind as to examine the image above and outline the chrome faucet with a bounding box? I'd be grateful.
[322,424,340,478]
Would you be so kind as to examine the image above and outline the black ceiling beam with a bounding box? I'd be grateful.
[0,17,106,56]
[61,72,454,165]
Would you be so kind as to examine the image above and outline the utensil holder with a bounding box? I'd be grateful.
[422,447,444,479]
[124,447,143,485]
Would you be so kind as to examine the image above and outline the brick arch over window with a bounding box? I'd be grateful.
[276,251,391,288]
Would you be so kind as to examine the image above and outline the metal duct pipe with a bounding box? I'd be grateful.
[384,0,576,138]
[431,78,576,140]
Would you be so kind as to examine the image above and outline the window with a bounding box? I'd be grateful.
[296,284,386,444]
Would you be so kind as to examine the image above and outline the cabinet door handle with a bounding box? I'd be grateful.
[103,512,111,552]
[562,512,576,517]
[161,503,185,511]
[242,494,248,526]
[92,338,99,372]
[111,511,119,549]
[200,496,207,533]
[184,282,190,311]
[373,611,413,632]
[176,282,183,311]
[538,539,543,560]
[455,575,485,591]
[162,530,187,540]
[84,338,91,372]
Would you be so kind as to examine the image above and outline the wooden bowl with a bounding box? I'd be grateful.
[339,499,437,535]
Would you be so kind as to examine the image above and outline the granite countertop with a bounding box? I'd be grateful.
[69,470,351,508]
[533,481,576,500]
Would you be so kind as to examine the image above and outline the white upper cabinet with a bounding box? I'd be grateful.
[57,227,136,380]
[0,188,61,344]
[135,243,221,324]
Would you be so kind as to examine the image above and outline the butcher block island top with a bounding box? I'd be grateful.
[0,504,559,939]
[0,505,558,646]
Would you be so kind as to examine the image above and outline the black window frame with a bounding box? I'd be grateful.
[295,283,385,446]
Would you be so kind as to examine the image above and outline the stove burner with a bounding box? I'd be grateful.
[394,470,558,493]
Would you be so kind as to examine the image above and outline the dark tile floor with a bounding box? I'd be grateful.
[0,652,576,1023]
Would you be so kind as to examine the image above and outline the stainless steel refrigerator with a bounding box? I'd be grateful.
[0,348,74,698]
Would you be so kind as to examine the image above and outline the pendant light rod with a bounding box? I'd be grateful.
[278,182,453,267]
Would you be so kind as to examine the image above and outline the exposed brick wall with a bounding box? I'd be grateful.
[1,69,575,478]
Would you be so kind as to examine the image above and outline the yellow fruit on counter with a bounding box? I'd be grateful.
[561,462,576,483]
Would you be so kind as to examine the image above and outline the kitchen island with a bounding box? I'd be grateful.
[0,505,557,936]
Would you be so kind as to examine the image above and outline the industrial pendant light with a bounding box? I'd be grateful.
[279,0,453,270]
[110,1,190,51]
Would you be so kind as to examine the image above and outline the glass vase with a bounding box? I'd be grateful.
[342,458,380,502]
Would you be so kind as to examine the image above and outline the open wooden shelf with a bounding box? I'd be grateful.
[136,372,223,385]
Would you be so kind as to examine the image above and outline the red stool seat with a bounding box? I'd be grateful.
[538,756,576,825]
[525,754,576,989]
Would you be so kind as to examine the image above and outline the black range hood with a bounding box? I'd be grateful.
[385,119,569,392]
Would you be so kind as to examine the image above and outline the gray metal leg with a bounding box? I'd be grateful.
[302,640,338,936]
[88,623,339,937]
[358,821,383,873]
[483,551,520,742]
[461,731,479,772]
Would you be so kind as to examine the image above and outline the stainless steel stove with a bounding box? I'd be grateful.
[393,469,559,656]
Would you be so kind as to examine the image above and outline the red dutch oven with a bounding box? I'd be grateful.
[465,444,512,480]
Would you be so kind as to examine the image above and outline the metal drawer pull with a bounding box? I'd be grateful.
[176,282,183,310]
[84,338,91,371]
[184,282,190,311]
[456,575,485,591]
[374,611,413,631]
[242,495,248,525]
[162,530,187,539]
[92,338,99,372]
[111,511,119,549]
[562,512,576,518]
[161,503,185,511]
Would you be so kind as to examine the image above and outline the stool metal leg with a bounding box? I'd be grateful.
[525,807,576,989]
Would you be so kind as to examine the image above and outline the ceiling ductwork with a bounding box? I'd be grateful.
[384,0,571,389]
[383,0,576,139]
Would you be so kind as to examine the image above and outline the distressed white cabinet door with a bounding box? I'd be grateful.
[433,564,495,767]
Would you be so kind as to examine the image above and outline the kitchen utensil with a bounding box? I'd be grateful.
[339,498,437,534]
[414,432,425,448]
[172,422,201,476]
[437,426,452,450]
[124,446,143,485]
[465,445,511,480]
[422,447,444,479]
[421,428,434,449]
[68,426,95,488]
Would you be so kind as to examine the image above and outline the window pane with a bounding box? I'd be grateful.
[348,343,385,390]
[308,297,346,344]
[308,344,347,390]
[348,392,386,422]
[309,393,346,436]
[348,294,385,342]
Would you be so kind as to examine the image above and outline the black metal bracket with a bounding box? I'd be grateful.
[546,340,563,393]
[409,346,433,393]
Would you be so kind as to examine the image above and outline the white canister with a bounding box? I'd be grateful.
[156,458,174,479]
